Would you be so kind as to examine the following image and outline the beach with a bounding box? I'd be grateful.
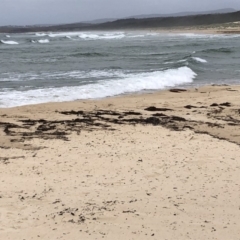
[154,21,240,34]
[1,85,240,239]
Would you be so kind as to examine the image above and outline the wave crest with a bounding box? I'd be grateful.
[0,67,196,107]
[0,40,19,45]
[38,39,50,43]
[191,57,207,63]
[79,32,125,40]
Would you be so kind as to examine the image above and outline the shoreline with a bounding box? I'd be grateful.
[0,83,239,110]
[121,24,240,35]
[0,85,191,109]
[64,26,240,35]
[1,83,240,153]
[0,82,237,110]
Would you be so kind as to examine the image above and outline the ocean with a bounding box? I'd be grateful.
[0,31,240,108]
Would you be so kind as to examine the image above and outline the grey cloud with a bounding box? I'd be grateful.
[1,0,240,26]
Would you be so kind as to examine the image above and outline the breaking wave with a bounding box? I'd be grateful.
[191,57,207,63]
[44,31,126,40]
[0,40,19,45]
[38,39,50,43]
[0,67,196,107]
[35,33,48,37]
[48,32,82,38]
[78,32,125,40]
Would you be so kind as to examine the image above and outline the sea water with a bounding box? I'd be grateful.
[0,31,240,107]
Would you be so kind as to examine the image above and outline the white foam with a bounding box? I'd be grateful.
[0,67,196,107]
[33,31,168,40]
[47,31,125,40]
[5,35,10,38]
[38,39,50,43]
[146,33,159,36]
[35,33,48,37]
[48,32,82,38]
[0,40,19,45]
[79,33,98,39]
[164,59,187,65]
[79,32,125,40]
[178,59,188,63]
[128,34,145,38]
[192,57,207,63]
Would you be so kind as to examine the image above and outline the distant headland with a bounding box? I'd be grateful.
[0,9,240,33]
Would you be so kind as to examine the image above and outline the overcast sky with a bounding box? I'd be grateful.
[1,0,240,26]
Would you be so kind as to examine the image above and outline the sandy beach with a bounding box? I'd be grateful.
[150,21,240,34]
[0,85,240,239]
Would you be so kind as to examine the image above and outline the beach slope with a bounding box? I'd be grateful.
[0,85,240,239]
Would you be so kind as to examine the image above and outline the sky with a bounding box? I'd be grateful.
[1,0,240,26]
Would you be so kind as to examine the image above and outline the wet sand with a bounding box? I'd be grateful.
[0,85,240,239]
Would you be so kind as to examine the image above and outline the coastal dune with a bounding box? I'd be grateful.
[0,85,240,239]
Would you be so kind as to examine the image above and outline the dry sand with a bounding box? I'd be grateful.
[149,21,240,34]
[0,85,240,239]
